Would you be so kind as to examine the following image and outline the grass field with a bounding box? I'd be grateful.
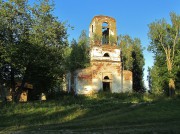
[0,92,180,133]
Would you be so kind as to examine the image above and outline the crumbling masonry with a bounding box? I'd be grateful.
[67,15,132,94]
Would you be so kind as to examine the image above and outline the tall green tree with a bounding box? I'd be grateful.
[148,12,180,96]
[132,39,145,92]
[69,30,90,72]
[119,35,145,92]
[118,35,133,70]
[0,0,31,101]
[25,0,68,95]
[64,30,89,94]
[147,67,152,91]
[0,0,68,101]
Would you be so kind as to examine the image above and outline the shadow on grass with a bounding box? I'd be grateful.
[1,92,180,133]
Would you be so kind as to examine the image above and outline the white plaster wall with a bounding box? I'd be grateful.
[90,46,120,61]
[76,78,93,94]
[112,75,121,93]
[72,46,132,94]
[92,78,102,91]
[92,61,121,93]
[70,61,133,94]
[91,47,102,57]
[123,80,133,92]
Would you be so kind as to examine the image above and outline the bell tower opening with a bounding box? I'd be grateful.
[102,22,109,44]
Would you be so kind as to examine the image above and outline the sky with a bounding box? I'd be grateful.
[32,0,180,88]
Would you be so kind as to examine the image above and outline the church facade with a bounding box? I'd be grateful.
[67,15,132,94]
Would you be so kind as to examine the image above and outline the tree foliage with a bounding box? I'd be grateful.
[67,30,90,72]
[148,12,180,96]
[118,35,145,92]
[0,0,68,101]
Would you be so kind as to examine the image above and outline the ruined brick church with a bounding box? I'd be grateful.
[67,15,132,94]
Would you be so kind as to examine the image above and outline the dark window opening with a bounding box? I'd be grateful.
[102,22,109,44]
[104,76,109,79]
[103,53,110,57]
[92,25,93,33]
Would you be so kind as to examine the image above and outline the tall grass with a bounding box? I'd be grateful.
[0,92,180,133]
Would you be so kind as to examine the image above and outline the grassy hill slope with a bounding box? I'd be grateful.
[0,93,180,133]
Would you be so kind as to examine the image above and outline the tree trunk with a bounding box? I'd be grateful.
[169,78,175,96]
[11,67,16,102]
[15,77,26,102]
[15,64,30,102]
[166,57,175,96]
[0,83,6,102]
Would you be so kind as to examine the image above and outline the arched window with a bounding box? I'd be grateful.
[102,22,109,44]
[104,76,109,79]
[103,53,110,57]
[102,22,108,28]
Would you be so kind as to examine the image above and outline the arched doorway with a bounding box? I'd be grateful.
[103,76,110,92]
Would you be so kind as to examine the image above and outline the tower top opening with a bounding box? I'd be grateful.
[89,15,117,46]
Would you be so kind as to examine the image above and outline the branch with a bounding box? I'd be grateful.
[159,34,172,72]
[159,35,168,56]
[172,28,178,66]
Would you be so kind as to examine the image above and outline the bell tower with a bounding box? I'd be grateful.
[89,16,117,46]
[89,15,120,62]
[66,15,132,94]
